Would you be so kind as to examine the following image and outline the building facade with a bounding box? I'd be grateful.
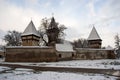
[56,40,75,60]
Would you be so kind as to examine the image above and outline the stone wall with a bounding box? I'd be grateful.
[75,48,116,60]
[5,46,57,62]
[5,47,116,62]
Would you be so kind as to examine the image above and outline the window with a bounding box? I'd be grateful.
[72,53,74,57]
[59,54,61,58]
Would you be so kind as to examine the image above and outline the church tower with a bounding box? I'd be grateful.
[21,20,40,46]
[47,17,59,46]
[87,27,102,48]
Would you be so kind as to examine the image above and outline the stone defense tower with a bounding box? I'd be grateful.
[87,27,102,48]
[21,20,40,46]
[47,17,59,46]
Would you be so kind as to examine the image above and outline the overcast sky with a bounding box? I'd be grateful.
[0,0,120,47]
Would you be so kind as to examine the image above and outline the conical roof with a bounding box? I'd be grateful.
[88,27,101,40]
[22,20,40,37]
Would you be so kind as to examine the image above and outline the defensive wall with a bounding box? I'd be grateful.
[75,48,116,60]
[5,46,57,62]
[5,47,116,62]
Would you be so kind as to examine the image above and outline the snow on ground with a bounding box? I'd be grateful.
[1,59,120,69]
[41,59,120,69]
[0,66,118,80]
[0,66,11,72]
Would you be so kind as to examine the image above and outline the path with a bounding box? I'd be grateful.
[0,63,120,77]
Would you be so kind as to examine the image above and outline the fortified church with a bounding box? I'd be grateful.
[5,17,115,62]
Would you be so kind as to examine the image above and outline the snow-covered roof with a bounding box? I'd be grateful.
[76,48,114,51]
[88,27,101,40]
[56,40,74,52]
[105,45,114,50]
[6,46,52,49]
[22,20,40,37]
[0,50,3,52]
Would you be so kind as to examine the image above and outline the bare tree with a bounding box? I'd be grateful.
[82,39,88,48]
[72,40,79,48]
[38,18,49,46]
[73,38,88,48]
[115,34,120,49]
[38,17,67,46]
[58,24,67,40]
[115,34,120,58]
[4,30,21,46]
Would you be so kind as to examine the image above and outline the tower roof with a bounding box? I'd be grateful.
[88,27,101,40]
[22,20,40,37]
[48,17,58,29]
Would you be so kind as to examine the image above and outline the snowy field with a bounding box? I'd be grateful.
[1,59,120,69]
[0,66,118,80]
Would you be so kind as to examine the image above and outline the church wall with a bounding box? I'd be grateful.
[5,47,116,62]
[56,51,76,60]
[75,48,116,60]
[5,46,57,62]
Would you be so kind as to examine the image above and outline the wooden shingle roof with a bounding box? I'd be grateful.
[22,20,40,37]
[88,27,101,40]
